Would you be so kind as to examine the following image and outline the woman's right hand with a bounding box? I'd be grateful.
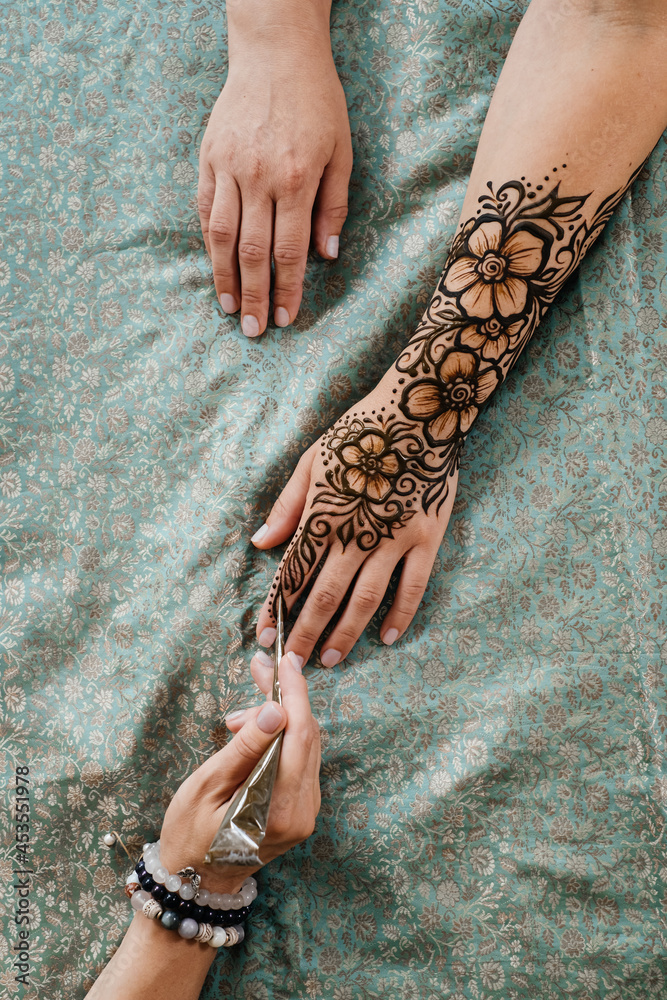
[198,5,353,337]
[88,655,320,1000]
[159,653,320,891]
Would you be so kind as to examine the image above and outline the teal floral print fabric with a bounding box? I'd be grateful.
[1,1,666,998]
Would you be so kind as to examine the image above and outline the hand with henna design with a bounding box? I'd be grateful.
[252,0,667,666]
[253,373,461,667]
[251,174,639,665]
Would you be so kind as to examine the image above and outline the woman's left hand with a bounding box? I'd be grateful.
[252,371,462,667]
[159,653,320,893]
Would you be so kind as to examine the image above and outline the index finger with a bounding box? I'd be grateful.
[272,191,316,328]
[276,653,320,784]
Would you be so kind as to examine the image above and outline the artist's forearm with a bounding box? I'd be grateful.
[226,0,332,58]
[88,913,216,1000]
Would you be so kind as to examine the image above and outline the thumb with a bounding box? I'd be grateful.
[197,161,216,259]
[203,701,287,800]
[311,143,352,260]
[251,446,316,549]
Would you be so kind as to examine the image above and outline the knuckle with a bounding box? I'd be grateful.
[282,165,308,193]
[199,132,216,157]
[397,580,425,611]
[323,204,349,223]
[335,624,361,646]
[291,622,319,646]
[272,242,305,268]
[240,289,266,309]
[269,810,292,841]
[296,724,314,752]
[311,587,340,616]
[212,266,236,284]
[354,585,379,613]
[246,156,265,184]
[197,194,213,216]
[208,219,236,244]
[273,282,302,302]
[413,522,436,546]
[297,816,316,841]
[234,728,265,761]
[270,803,314,844]
[238,240,267,266]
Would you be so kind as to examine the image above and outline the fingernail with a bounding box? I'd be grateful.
[253,650,274,669]
[274,306,290,327]
[321,648,341,668]
[257,702,283,733]
[226,709,245,723]
[242,314,260,338]
[382,628,399,645]
[251,523,269,545]
[220,293,237,313]
[259,627,277,647]
[326,235,339,258]
[286,651,303,673]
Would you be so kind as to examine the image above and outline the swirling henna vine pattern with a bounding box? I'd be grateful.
[398,166,642,384]
[269,166,642,615]
[272,412,461,604]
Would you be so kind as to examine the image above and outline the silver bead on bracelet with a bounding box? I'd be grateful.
[141,841,258,909]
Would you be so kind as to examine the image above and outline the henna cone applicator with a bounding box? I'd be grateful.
[204,595,286,867]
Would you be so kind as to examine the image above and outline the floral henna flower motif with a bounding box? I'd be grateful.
[444,219,545,319]
[460,316,523,361]
[337,430,403,502]
[401,350,499,443]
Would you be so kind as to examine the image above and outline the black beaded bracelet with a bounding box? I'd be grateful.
[134,858,253,928]
[125,841,258,949]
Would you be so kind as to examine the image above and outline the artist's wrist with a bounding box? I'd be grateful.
[157,840,250,896]
[127,911,216,975]
[88,914,215,1000]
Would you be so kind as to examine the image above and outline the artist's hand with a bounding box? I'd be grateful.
[252,369,463,666]
[198,21,352,337]
[159,654,320,892]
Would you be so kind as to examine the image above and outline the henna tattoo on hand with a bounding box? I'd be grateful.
[269,165,642,614]
[275,412,461,602]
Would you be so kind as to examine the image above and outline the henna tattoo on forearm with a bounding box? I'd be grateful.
[268,164,642,614]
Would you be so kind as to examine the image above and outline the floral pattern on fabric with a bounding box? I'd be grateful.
[0,1,665,999]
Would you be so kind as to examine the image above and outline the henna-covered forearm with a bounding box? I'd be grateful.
[271,167,639,608]
[392,167,642,496]
[256,0,667,660]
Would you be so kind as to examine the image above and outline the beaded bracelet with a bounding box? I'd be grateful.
[124,841,257,949]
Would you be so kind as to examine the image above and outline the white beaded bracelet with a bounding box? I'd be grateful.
[126,840,255,948]
[140,840,258,908]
